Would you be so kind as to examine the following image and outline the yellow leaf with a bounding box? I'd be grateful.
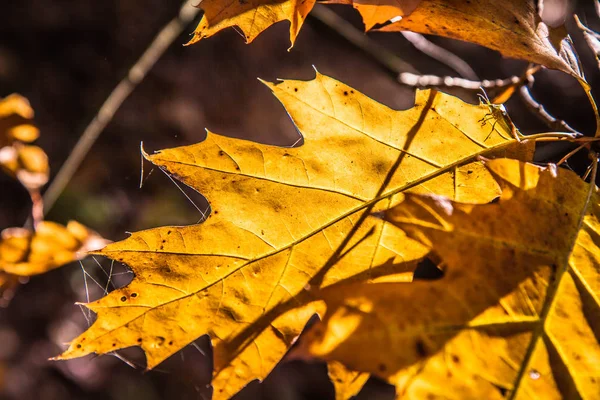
[323,0,421,31]
[0,221,109,277]
[0,94,39,146]
[328,360,369,400]
[0,144,50,190]
[300,159,600,399]
[56,72,529,399]
[188,0,316,48]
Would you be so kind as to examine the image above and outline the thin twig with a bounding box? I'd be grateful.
[574,14,600,71]
[399,65,540,100]
[557,142,589,165]
[29,189,43,229]
[42,1,201,214]
[310,4,420,75]
[399,73,518,90]
[518,84,580,134]
[400,31,479,80]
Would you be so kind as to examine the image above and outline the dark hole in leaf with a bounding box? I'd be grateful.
[413,257,443,280]
[415,339,427,357]
[496,386,508,396]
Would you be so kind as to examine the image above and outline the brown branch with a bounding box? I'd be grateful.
[400,31,479,80]
[398,73,518,90]
[42,0,201,215]
[518,84,580,135]
[310,5,420,75]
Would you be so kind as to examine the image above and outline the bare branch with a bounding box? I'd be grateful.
[518,84,580,135]
[42,1,201,214]
[310,5,420,75]
[400,31,479,80]
[398,73,518,90]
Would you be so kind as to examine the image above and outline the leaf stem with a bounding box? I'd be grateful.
[521,132,583,142]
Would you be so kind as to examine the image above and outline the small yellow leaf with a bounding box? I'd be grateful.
[0,221,109,277]
[0,94,39,146]
[300,159,600,399]
[328,360,369,400]
[56,72,530,399]
[188,0,316,48]
[323,0,421,31]
[0,144,49,190]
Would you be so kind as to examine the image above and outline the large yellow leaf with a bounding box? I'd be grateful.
[300,159,600,399]
[188,0,316,48]
[55,72,529,399]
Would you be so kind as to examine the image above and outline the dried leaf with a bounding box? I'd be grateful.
[0,221,109,277]
[328,360,369,400]
[322,0,421,31]
[0,94,39,146]
[379,1,583,80]
[188,0,316,48]
[0,144,49,190]
[56,72,529,399]
[575,15,600,72]
[300,159,600,399]
[379,0,599,134]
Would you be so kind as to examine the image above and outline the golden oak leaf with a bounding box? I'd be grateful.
[300,159,600,399]
[188,0,315,48]
[0,221,109,277]
[55,72,529,399]
[0,93,39,146]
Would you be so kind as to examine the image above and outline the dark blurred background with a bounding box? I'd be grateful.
[0,1,598,399]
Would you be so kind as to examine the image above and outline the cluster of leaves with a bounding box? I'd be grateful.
[0,94,107,305]
[2,0,597,399]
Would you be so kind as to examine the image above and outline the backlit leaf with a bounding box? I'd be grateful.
[300,159,600,399]
[188,0,316,48]
[0,93,39,146]
[328,360,370,400]
[0,144,49,191]
[56,72,529,399]
[0,221,109,277]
